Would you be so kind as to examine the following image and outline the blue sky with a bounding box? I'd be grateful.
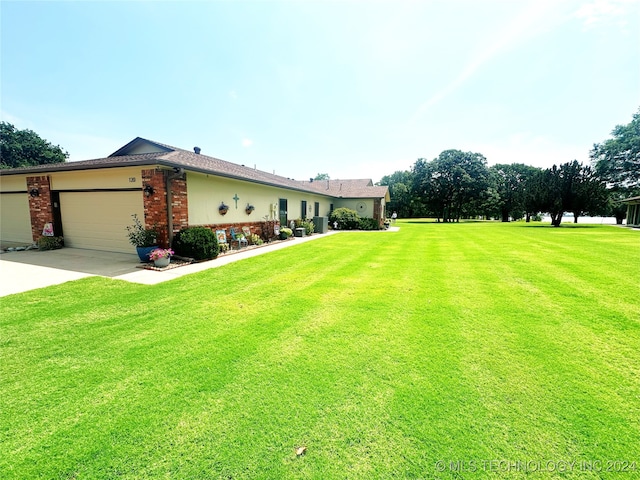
[2,0,639,183]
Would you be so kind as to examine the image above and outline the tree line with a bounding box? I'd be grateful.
[379,108,640,226]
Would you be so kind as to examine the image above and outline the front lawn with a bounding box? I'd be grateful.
[1,222,638,479]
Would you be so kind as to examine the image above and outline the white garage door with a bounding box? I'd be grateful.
[60,191,144,253]
[0,193,32,244]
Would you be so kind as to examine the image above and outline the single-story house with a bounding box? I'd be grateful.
[621,195,640,227]
[0,137,390,253]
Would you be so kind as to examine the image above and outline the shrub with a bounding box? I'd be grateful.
[358,217,381,230]
[329,207,360,230]
[294,218,315,235]
[125,214,158,247]
[279,227,293,239]
[37,236,64,250]
[249,233,263,245]
[173,227,219,260]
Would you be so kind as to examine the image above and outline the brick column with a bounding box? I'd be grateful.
[141,169,189,247]
[142,169,169,247]
[170,175,188,235]
[26,176,53,242]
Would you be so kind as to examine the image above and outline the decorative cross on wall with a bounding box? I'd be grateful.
[233,194,240,208]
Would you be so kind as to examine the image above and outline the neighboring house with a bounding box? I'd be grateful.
[621,196,640,227]
[0,137,390,253]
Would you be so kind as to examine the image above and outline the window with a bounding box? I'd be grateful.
[301,200,307,219]
[314,202,320,217]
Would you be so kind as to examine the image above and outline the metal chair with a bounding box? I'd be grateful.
[230,227,248,249]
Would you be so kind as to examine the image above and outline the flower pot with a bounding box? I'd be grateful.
[136,245,158,262]
[153,256,170,268]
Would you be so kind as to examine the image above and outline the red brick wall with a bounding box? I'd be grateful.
[195,220,280,243]
[171,175,188,235]
[142,169,189,247]
[26,176,53,242]
[142,169,168,246]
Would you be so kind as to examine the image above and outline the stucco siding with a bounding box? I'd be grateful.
[187,172,332,226]
[50,167,144,190]
[334,198,376,218]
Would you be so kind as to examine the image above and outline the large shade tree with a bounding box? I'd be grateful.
[530,161,608,227]
[378,170,416,218]
[590,108,640,223]
[413,150,490,222]
[0,122,68,169]
[491,163,541,222]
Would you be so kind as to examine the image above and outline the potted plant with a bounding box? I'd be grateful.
[245,204,255,215]
[126,214,159,262]
[279,227,293,239]
[219,202,229,215]
[149,248,174,268]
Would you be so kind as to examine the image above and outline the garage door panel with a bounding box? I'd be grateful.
[0,193,32,243]
[60,191,144,253]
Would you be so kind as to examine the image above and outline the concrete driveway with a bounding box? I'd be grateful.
[0,248,142,297]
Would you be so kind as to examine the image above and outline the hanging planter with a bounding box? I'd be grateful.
[245,204,255,215]
[219,202,229,215]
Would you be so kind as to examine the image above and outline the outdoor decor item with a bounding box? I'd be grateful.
[149,248,174,268]
[219,202,229,215]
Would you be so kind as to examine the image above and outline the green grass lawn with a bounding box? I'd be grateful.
[1,222,639,479]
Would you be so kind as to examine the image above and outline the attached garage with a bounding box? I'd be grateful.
[59,191,143,253]
[0,193,32,244]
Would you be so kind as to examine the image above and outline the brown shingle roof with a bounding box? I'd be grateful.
[298,178,389,199]
[0,137,389,200]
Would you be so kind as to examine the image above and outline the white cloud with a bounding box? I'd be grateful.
[574,0,639,27]
[242,138,253,148]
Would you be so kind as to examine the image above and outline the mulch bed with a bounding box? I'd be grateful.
[135,237,299,272]
[136,258,193,271]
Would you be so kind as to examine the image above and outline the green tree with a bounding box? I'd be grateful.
[591,108,640,190]
[378,170,416,218]
[530,161,608,227]
[491,163,541,222]
[0,122,68,169]
[590,108,640,223]
[314,173,330,181]
[413,150,490,222]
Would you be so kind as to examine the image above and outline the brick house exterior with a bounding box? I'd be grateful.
[0,138,390,252]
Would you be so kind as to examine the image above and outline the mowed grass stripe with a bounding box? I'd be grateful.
[0,222,638,478]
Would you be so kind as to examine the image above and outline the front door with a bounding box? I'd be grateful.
[279,198,288,226]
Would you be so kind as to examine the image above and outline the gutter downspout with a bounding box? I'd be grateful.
[166,167,185,247]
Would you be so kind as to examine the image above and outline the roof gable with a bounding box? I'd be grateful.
[109,137,175,157]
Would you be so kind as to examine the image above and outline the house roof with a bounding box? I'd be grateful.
[298,178,390,201]
[0,137,389,200]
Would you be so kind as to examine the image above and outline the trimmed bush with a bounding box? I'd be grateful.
[37,236,64,250]
[294,218,315,236]
[173,227,219,260]
[358,217,381,230]
[329,207,360,230]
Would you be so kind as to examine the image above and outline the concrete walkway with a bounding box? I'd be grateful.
[0,232,335,297]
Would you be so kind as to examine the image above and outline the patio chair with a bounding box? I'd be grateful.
[230,227,248,249]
